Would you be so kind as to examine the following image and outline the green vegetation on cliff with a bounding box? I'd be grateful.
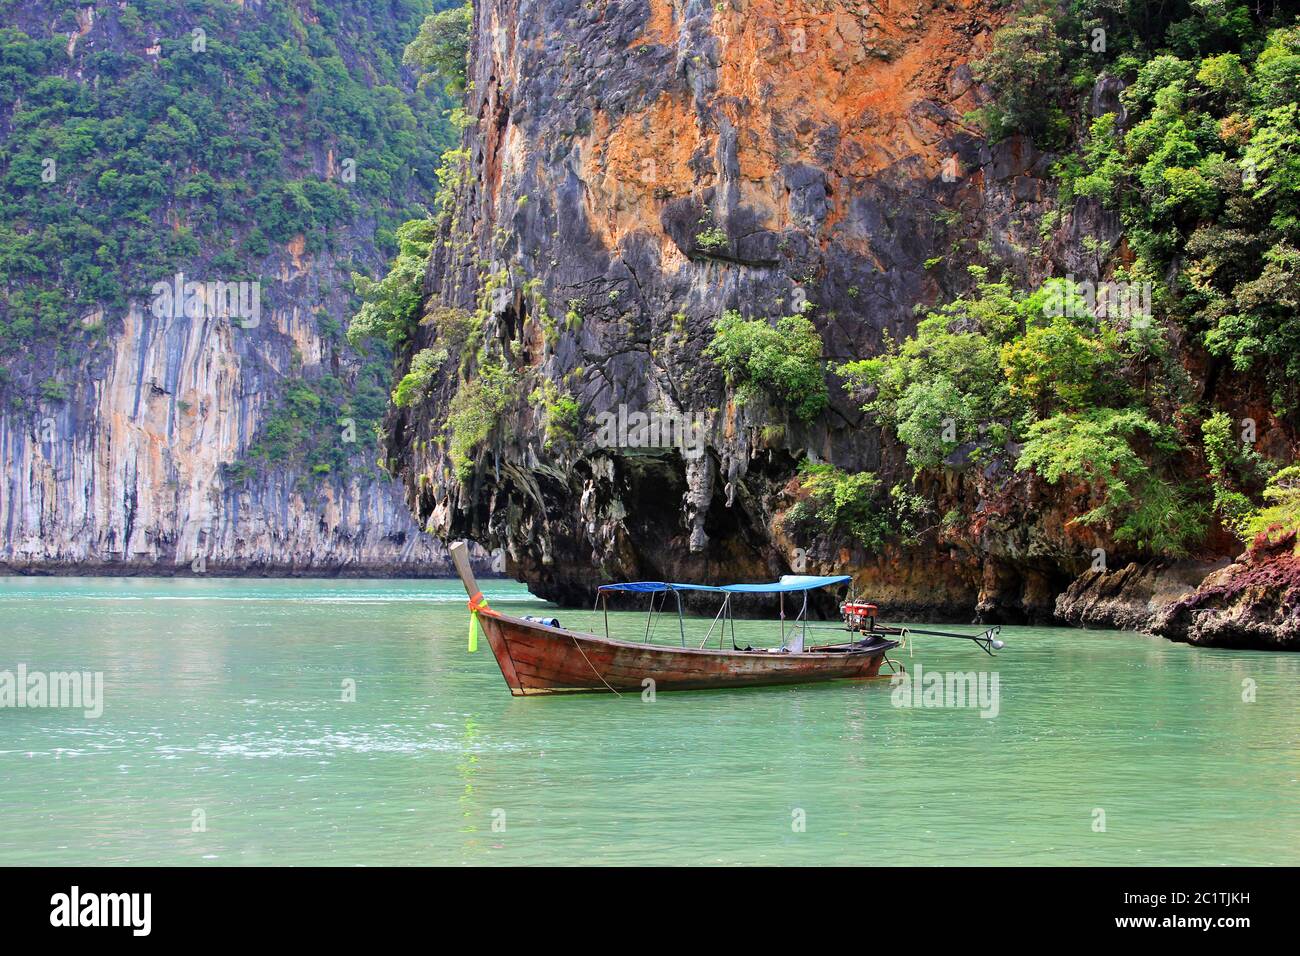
[446,363,517,480]
[1019,408,1207,556]
[1202,410,1274,536]
[784,463,931,552]
[1065,20,1300,415]
[706,309,828,422]
[224,357,391,488]
[529,378,580,450]
[848,1,1300,558]
[0,0,471,496]
[841,269,1026,471]
[348,218,439,351]
[840,269,1207,555]
[0,0,457,395]
[346,102,508,481]
[1240,466,1300,548]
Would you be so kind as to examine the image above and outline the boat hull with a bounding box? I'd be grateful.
[476,611,898,695]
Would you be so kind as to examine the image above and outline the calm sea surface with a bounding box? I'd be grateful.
[0,576,1295,866]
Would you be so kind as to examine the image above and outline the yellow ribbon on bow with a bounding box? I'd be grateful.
[467,591,489,652]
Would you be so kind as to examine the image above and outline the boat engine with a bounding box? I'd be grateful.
[840,601,878,633]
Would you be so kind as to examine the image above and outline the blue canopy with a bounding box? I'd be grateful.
[723,575,852,593]
[597,581,721,594]
[598,575,850,595]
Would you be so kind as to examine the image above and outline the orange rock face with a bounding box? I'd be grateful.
[579,0,997,252]
[582,90,707,251]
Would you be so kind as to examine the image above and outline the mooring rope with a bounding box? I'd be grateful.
[570,634,623,697]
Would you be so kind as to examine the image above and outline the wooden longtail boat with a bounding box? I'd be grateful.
[450,541,934,696]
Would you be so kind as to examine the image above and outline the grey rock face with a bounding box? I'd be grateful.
[0,287,457,577]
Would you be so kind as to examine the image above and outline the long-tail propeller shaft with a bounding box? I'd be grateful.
[904,624,1005,656]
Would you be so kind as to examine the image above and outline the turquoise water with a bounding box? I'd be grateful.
[0,576,1296,866]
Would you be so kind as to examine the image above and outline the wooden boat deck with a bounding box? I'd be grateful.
[482,611,896,694]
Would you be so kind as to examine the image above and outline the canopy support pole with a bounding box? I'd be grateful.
[675,590,685,647]
[786,592,808,653]
[700,596,728,649]
[801,592,808,650]
[726,594,734,650]
[644,590,659,644]
[721,594,730,650]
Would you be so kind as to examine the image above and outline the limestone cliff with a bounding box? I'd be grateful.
[382,0,1294,644]
[387,0,1067,600]
[0,296,450,576]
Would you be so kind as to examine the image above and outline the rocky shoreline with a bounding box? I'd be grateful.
[1054,559,1230,633]
[0,542,499,580]
[0,562,462,579]
[1055,542,1299,650]
[8,547,1296,650]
